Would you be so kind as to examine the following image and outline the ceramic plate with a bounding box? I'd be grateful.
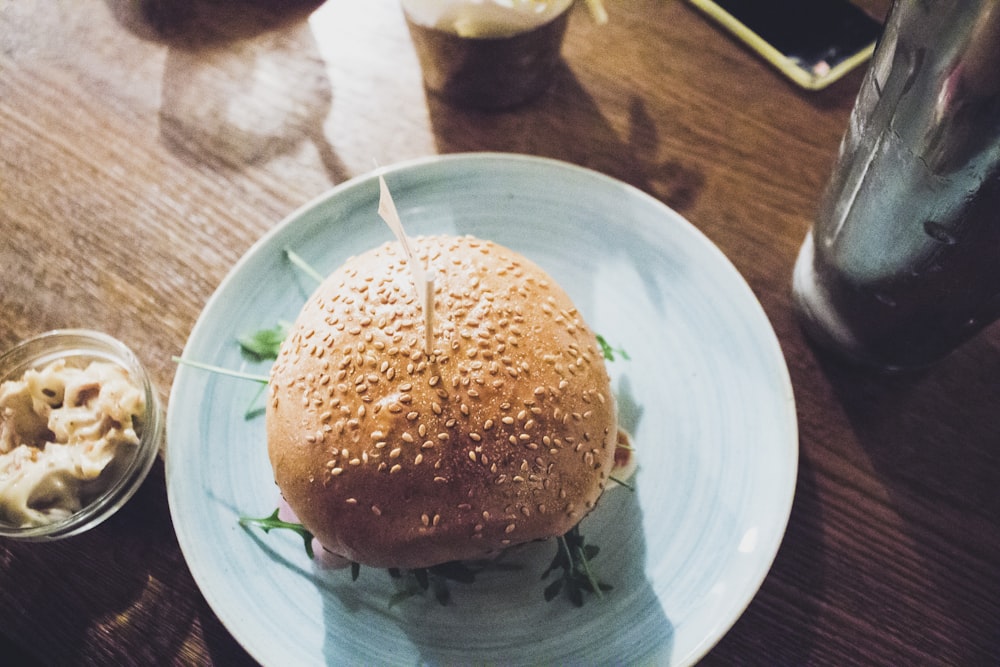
[167,153,797,666]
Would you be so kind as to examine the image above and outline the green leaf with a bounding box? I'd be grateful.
[595,334,630,362]
[243,382,269,420]
[239,509,314,559]
[238,323,289,362]
[542,526,611,606]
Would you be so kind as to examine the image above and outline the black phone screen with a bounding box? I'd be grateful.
[708,0,882,71]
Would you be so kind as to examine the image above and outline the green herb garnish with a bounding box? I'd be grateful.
[285,248,325,286]
[596,334,630,362]
[172,356,269,384]
[238,322,289,362]
[239,509,315,558]
[386,559,521,607]
[235,322,290,418]
[541,525,612,606]
[608,474,635,491]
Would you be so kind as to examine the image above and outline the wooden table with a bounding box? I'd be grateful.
[3,0,998,664]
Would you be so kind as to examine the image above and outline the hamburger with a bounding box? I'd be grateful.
[266,234,618,570]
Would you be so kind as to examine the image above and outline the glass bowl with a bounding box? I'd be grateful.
[0,329,163,540]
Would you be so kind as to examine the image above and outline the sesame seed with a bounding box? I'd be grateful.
[505,523,516,534]
[331,467,344,476]
[390,464,402,474]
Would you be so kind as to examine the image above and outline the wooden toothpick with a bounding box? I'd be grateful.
[377,174,435,356]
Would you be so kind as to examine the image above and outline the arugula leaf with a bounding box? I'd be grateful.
[596,334,630,362]
[239,509,315,558]
[238,323,289,362]
[541,525,611,607]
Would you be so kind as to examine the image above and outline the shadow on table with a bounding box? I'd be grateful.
[815,331,1000,662]
[423,61,707,217]
[708,327,1000,664]
[0,461,254,665]
[772,327,1000,664]
[104,0,349,183]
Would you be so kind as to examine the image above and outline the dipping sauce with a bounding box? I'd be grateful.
[0,357,145,527]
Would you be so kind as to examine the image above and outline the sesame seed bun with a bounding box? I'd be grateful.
[266,235,618,569]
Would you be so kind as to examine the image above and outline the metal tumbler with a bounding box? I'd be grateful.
[793,0,1000,370]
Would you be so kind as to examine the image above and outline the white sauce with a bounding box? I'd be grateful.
[0,358,144,527]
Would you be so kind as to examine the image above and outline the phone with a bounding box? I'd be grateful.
[688,0,883,90]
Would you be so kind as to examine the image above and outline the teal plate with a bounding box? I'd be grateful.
[166,153,797,666]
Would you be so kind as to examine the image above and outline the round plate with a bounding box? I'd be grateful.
[167,153,797,666]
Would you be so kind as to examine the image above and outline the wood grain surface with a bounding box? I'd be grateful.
[2,0,999,664]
